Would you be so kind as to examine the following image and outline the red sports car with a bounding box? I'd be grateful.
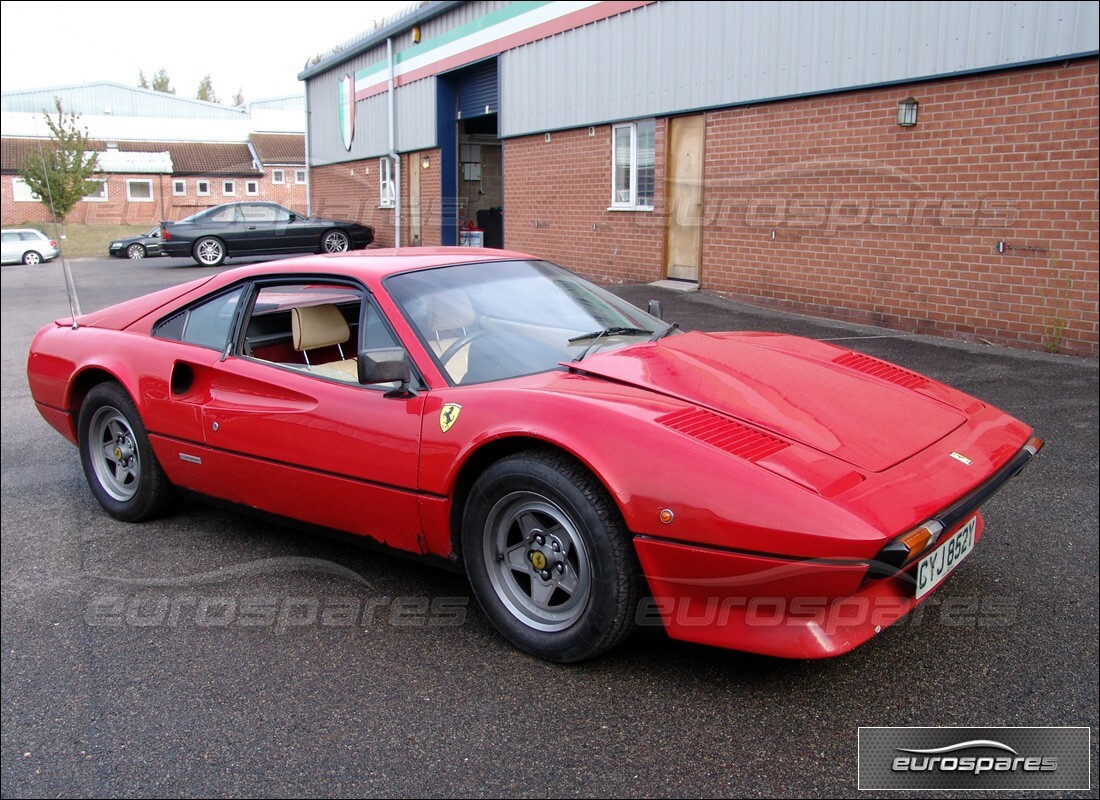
[26,249,1042,662]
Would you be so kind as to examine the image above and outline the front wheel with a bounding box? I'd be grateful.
[321,229,350,253]
[462,449,641,663]
[193,237,226,267]
[78,383,173,522]
[126,243,146,259]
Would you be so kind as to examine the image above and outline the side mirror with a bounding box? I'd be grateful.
[287,212,297,222]
[358,348,414,396]
[647,299,663,320]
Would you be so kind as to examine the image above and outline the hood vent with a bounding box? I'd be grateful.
[832,352,928,390]
[658,408,788,462]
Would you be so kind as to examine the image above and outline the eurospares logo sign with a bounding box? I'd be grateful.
[858,727,1090,791]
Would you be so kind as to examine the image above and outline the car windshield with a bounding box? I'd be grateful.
[386,259,665,385]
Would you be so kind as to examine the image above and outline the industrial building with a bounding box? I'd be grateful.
[299,0,1099,356]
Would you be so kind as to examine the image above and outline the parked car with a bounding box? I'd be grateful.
[109,227,165,259]
[160,201,374,267]
[27,248,1042,663]
[2,227,59,265]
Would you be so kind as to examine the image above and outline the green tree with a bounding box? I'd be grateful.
[151,68,175,94]
[138,69,149,89]
[196,75,219,103]
[17,98,100,222]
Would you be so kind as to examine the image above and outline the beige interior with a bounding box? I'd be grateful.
[291,304,358,380]
[425,290,477,382]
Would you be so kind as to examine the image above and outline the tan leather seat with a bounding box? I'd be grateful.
[425,290,477,382]
[291,304,358,380]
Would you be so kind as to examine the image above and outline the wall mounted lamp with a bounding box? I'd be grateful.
[421,156,430,169]
[897,96,919,127]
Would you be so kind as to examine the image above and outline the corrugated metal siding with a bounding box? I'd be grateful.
[309,77,437,165]
[305,1,509,163]
[499,0,1099,136]
[395,78,438,153]
[1,82,247,120]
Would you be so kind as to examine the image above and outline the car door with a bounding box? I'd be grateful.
[1,231,19,263]
[241,203,314,253]
[198,204,250,252]
[163,278,428,553]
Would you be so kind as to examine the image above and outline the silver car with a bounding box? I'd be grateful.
[1,228,60,265]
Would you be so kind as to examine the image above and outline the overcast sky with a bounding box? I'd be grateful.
[0,0,415,102]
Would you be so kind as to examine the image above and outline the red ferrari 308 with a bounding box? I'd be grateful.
[27,249,1042,662]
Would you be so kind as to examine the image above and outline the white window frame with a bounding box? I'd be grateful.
[295,169,307,184]
[196,180,210,196]
[245,180,258,195]
[82,179,108,202]
[12,177,40,202]
[271,169,285,184]
[172,179,187,196]
[379,157,395,209]
[126,179,154,202]
[609,120,656,211]
[223,180,236,196]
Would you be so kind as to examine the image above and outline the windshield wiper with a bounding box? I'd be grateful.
[569,327,653,362]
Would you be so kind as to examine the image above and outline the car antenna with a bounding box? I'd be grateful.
[34,140,83,328]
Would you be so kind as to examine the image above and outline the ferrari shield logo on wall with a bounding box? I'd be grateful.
[440,403,462,433]
[339,74,355,151]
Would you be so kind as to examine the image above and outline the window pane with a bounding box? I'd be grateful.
[613,127,632,204]
[179,287,245,351]
[127,181,152,200]
[636,121,655,207]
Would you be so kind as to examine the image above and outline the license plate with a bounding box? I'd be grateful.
[915,516,977,599]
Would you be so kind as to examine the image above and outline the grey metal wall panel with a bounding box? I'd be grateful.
[309,76,437,165]
[499,0,1099,137]
[395,79,438,153]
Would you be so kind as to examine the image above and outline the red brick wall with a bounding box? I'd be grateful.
[310,150,440,248]
[504,123,668,286]
[697,59,1098,356]
[499,60,1097,356]
[2,171,310,226]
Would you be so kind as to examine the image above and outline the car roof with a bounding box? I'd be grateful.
[207,247,541,283]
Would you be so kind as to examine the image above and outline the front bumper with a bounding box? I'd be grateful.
[633,530,963,659]
[633,437,1042,659]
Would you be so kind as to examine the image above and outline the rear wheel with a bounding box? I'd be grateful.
[78,383,173,522]
[321,229,350,253]
[22,251,42,266]
[462,449,641,663]
[126,243,147,259]
[193,237,226,267]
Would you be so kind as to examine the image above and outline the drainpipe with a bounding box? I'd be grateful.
[303,80,313,218]
[388,37,401,247]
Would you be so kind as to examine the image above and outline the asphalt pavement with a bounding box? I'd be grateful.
[2,255,1097,798]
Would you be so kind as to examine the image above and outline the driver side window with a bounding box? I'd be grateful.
[240,282,403,388]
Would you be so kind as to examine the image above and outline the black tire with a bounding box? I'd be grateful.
[321,229,350,253]
[462,449,641,663]
[78,382,173,522]
[22,251,42,266]
[192,236,226,267]
[126,243,146,259]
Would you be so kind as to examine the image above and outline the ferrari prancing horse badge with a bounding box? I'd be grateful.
[440,403,462,432]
